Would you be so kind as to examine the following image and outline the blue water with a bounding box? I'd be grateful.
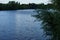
[0,9,46,40]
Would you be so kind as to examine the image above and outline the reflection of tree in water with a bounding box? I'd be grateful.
[33,9,60,40]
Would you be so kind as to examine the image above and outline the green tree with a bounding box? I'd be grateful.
[33,0,60,40]
[51,0,60,10]
[33,9,60,40]
[8,1,20,10]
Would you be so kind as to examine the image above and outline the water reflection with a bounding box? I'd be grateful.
[0,10,46,40]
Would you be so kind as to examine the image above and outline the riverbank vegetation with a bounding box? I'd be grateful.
[33,0,60,40]
[0,1,54,10]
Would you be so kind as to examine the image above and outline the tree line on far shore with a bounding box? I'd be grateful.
[0,1,54,10]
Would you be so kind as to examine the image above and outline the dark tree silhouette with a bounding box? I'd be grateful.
[33,0,60,40]
[0,1,53,10]
[52,0,60,10]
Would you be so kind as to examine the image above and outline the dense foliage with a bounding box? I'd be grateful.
[52,0,60,10]
[0,1,53,10]
[34,9,60,40]
[33,0,60,40]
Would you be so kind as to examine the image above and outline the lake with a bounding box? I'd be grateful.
[0,9,47,40]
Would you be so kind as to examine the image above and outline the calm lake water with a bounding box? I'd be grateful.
[0,9,46,40]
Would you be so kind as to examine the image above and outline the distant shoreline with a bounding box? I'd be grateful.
[0,9,35,11]
[0,1,53,11]
[0,9,37,11]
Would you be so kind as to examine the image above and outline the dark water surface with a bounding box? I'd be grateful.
[0,9,46,40]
